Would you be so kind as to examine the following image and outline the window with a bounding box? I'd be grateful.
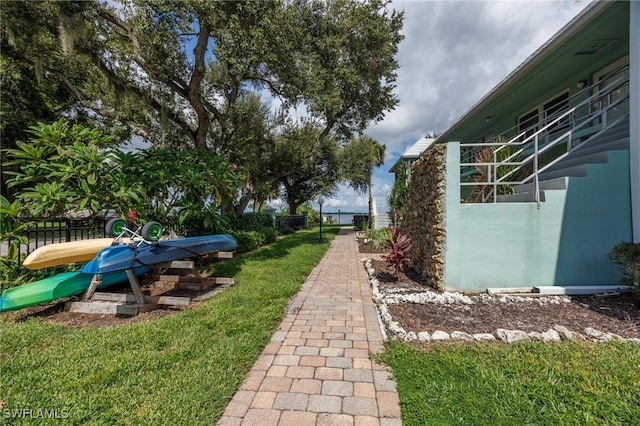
[517,90,570,142]
[593,56,629,123]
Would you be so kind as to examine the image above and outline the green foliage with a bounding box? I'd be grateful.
[609,242,640,289]
[133,147,239,227]
[270,121,341,214]
[469,142,530,203]
[341,135,386,194]
[379,341,640,425]
[3,120,239,234]
[259,227,279,244]
[181,212,277,240]
[180,210,232,237]
[0,40,74,200]
[0,196,28,260]
[0,258,35,291]
[298,205,319,226]
[229,230,265,253]
[381,225,412,278]
[388,161,410,224]
[226,219,280,252]
[226,212,274,232]
[1,0,404,212]
[3,119,140,217]
[341,135,386,230]
[353,215,369,231]
[365,227,391,250]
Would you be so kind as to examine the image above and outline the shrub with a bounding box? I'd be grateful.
[381,225,412,278]
[306,209,320,226]
[227,212,273,231]
[229,230,266,253]
[353,215,369,231]
[259,227,279,244]
[365,227,391,250]
[276,215,307,232]
[609,242,640,289]
[183,212,274,237]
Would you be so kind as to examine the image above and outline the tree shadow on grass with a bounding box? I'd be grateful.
[202,226,343,279]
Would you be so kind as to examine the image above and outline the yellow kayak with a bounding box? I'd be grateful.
[23,238,127,270]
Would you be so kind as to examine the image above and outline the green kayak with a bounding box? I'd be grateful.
[0,268,148,312]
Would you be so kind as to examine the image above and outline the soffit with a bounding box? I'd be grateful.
[437,1,629,143]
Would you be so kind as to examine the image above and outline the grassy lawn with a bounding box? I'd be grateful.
[378,340,640,425]
[0,226,340,425]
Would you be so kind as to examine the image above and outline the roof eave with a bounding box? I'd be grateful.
[435,0,610,144]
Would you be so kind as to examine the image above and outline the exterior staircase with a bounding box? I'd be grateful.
[375,212,392,229]
[462,64,629,205]
[497,114,630,203]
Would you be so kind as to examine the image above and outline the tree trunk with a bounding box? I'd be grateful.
[368,176,374,231]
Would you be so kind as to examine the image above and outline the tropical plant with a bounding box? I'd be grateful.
[365,227,392,250]
[4,119,239,233]
[133,147,239,227]
[341,135,386,230]
[4,119,140,217]
[0,195,28,260]
[468,141,529,203]
[381,225,412,278]
[388,160,410,225]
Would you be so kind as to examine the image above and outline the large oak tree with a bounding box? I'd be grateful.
[1,0,403,211]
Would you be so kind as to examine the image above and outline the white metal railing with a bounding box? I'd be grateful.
[460,65,629,207]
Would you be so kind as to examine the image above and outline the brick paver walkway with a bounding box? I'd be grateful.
[217,228,401,426]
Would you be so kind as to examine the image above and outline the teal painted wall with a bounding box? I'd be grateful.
[444,143,632,291]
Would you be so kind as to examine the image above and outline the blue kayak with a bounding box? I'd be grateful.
[82,234,237,274]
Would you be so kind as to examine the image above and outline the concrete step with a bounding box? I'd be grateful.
[539,164,587,181]
[496,191,546,203]
[514,177,567,194]
[567,137,629,159]
[545,151,608,173]
[376,214,393,229]
[569,115,628,152]
[534,285,631,295]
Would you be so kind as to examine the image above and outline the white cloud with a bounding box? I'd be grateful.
[256,1,588,215]
[318,0,590,215]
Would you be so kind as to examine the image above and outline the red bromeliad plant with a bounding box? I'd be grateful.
[381,225,412,278]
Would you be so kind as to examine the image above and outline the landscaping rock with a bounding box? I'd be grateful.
[553,325,585,341]
[528,331,543,341]
[473,333,496,342]
[496,329,530,343]
[450,331,474,341]
[417,332,431,342]
[541,329,561,342]
[431,330,450,341]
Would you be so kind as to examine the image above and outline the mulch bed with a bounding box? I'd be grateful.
[361,238,640,339]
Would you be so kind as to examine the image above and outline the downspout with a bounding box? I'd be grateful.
[630,1,640,242]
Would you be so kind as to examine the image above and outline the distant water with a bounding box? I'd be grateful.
[321,212,367,225]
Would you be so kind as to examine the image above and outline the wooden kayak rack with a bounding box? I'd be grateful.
[65,252,235,316]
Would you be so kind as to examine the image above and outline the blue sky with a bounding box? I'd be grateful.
[319,0,590,213]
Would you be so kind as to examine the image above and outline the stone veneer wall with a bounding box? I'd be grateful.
[401,143,447,291]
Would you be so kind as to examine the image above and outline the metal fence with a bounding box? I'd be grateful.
[276,215,308,230]
[3,217,111,260]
